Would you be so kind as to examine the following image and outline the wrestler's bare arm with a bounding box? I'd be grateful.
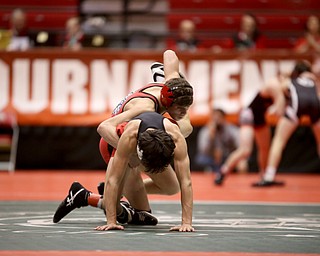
[164,50,181,81]
[176,113,193,138]
[97,98,157,148]
[165,120,194,231]
[101,124,137,228]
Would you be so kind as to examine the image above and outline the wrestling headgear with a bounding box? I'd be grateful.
[160,78,193,107]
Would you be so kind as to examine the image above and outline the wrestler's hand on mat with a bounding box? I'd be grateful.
[170,224,195,232]
[95,224,124,231]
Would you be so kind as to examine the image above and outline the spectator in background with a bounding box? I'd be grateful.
[232,13,265,50]
[63,17,84,51]
[7,8,32,51]
[169,19,201,52]
[195,108,248,174]
[294,15,320,54]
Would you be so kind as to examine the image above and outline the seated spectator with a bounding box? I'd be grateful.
[169,19,201,52]
[232,13,266,50]
[294,15,320,54]
[7,8,32,51]
[63,17,84,51]
[195,108,248,173]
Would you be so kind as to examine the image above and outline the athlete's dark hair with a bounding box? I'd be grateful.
[137,129,176,174]
[243,13,261,41]
[291,60,312,79]
[165,78,193,107]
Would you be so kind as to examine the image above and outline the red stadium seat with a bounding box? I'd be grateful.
[256,14,308,32]
[264,37,297,48]
[0,0,79,34]
[167,13,242,32]
[166,36,233,50]
[169,0,320,12]
[166,11,311,49]
[167,13,308,34]
[26,12,77,30]
[0,11,77,31]
[0,11,10,28]
[0,0,78,8]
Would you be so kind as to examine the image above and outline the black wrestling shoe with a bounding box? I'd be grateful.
[98,182,124,200]
[252,179,285,187]
[118,201,158,225]
[97,181,104,196]
[214,173,225,185]
[53,181,90,223]
[117,201,133,224]
[131,210,158,226]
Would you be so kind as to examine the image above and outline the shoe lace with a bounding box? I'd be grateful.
[66,188,84,207]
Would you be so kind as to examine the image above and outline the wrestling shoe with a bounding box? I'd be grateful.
[117,201,133,224]
[214,172,225,185]
[118,201,158,225]
[98,181,124,200]
[252,179,285,187]
[131,210,158,226]
[97,181,104,196]
[150,62,185,82]
[151,62,165,82]
[53,181,90,223]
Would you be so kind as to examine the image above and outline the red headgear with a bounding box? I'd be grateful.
[160,85,174,107]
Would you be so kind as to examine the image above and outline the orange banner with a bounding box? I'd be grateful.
[0,49,315,126]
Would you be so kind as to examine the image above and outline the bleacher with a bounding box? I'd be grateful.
[167,0,320,49]
[79,0,168,48]
[168,0,320,12]
[0,0,79,46]
[0,0,319,49]
[0,0,169,48]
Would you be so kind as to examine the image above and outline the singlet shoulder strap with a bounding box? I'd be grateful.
[135,83,164,113]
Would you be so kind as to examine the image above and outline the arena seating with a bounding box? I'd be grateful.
[0,0,78,46]
[0,0,78,9]
[167,13,308,32]
[79,0,168,48]
[167,0,320,49]
[0,11,76,30]
[0,0,319,49]
[168,0,320,12]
